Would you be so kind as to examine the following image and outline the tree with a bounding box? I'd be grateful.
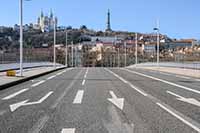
[66,26,72,30]
[80,25,87,30]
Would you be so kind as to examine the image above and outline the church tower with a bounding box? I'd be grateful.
[106,9,112,32]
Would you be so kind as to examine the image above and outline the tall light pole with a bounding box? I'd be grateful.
[53,17,56,68]
[154,20,160,68]
[124,42,127,67]
[135,33,138,67]
[19,0,23,76]
[65,32,68,67]
[75,46,77,67]
[71,41,74,67]
[118,48,120,67]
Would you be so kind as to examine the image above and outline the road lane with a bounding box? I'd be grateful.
[0,68,83,133]
[41,68,199,133]
[128,68,200,91]
[41,68,136,133]
[0,68,72,102]
[110,68,200,125]
[0,67,200,133]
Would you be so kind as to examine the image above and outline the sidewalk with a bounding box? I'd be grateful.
[0,62,61,72]
[0,66,66,90]
[135,66,200,78]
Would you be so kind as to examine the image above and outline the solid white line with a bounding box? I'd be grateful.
[73,90,84,104]
[31,80,45,87]
[61,128,75,133]
[124,69,200,95]
[82,79,86,86]
[156,102,200,132]
[2,88,29,100]
[47,75,56,80]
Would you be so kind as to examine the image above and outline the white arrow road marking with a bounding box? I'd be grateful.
[61,128,75,133]
[108,91,124,110]
[2,88,29,100]
[73,90,84,104]
[104,106,134,133]
[31,80,45,87]
[167,91,200,107]
[10,91,53,112]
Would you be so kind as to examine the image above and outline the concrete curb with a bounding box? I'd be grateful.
[0,67,67,90]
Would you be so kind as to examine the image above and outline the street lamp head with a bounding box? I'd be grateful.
[153,27,159,31]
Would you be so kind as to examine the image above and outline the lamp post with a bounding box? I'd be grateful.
[71,41,74,67]
[135,33,138,67]
[53,17,56,68]
[124,42,127,67]
[65,32,68,67]
[153,20,160,68]
[118,48,120,67]
[19,0,31,76]
[19,0,23,76]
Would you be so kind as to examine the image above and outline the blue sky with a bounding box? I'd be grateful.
[1,0,200,39]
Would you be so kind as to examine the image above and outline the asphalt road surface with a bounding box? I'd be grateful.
[0,67,200,133]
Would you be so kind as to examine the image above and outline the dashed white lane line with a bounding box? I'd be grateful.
[157,102,200,132]
[73,90,84,104]
[81,79,86,86]
[84,68,89,78]
[31,80,46,87]
[56,72,63,76]
[47,75,56,80]
[124,68,200,95]
[159,72,171,76]
[61,128,75,133]
[106,68,147,96]
[29,115,49,133]
[175,75,190,79]
[2,88,29,100]
[81,68,89,86]
[195,79,200,82]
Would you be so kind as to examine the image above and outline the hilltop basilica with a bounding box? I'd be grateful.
[36,10,58,32]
